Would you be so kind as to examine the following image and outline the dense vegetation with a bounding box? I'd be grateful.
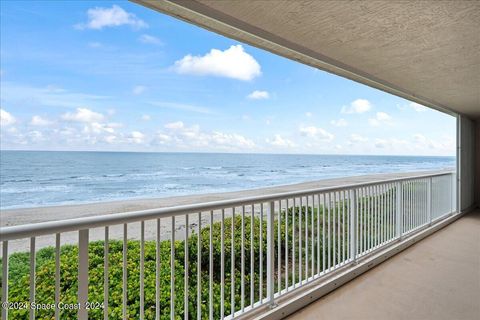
[0,199,394,319]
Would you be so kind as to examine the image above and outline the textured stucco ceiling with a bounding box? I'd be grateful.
[134,0,480,118]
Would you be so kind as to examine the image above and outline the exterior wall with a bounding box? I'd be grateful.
[458,115,476,211]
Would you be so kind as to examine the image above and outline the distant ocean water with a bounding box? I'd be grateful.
[0,151,455,210]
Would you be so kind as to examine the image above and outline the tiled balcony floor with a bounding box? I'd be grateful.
[287,210,480,320]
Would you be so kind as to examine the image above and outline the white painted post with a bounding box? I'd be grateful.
[267,201,276,307]
[78,229,89,320]
[396,182,403,239]
[349,190,357,263]
[2,241,9,320]
[427,178,432,225]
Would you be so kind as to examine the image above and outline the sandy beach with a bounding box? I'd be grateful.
[1,170,449,252]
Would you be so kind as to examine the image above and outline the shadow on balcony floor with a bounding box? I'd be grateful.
[287,210,480,320]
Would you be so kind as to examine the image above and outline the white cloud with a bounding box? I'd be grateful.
[409,102,427,112]
[341,99,372,114]
[2,82,109,109]
[349,134,368,143]
[132,85,147,95]
[330,118,348,127]
[299,125,334,142]
[173,45,261,81]
[374,138,388,148]
[266,134,295,148]
[76,5,147,30]
[129,131,145,144]
[210,132,256,149]
[27,130,44,142]
[62,108,105,123]
[164,121,185,130]
[156,121,256,151]
[150,101,212,114]
[247,90,269,100]
[88,42,102,48]
[368,112,393,126]
[413,133,445,150]
[83,122,119,134]
[30,115,52,126]
[141,114,151,121]
[139,34,162,45]
[104,135,117,144]
[305,112,313,117]
[0,109,16,126]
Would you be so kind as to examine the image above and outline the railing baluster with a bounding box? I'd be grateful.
[337,191,342,266]
[311,196,314,277]
[104,227,109,320]
[413,180,416,229]
[123,224,127,320]
[316,194,320,275]
[371,186,375,247]
[396,182,402,238]
[231,207,235,316]
[385,184,388,242]
[372,186,376,248]
[349,189,357,263]
[362,188,366,252]
[267,201,275,306]
[327,193,331,271]
[140,221,145,320]
[306,197,309,281]
[428,177,432,225]
[342,190,346,263]
[184,214,189,320]
[78,230,89,320]
[292,198,296,286]
[221,209,225,318]
[285,199,289,290]
[156,219,161,320]
[338,191,342,262]
[171,217,175,320]
[241,206,245,311]
[1,241,8,320]
[209,211,213,320]
[30,237,36,320]
[377,185,380,247]
[332,191,338,269]
[250,205,254,307]
[278,200,282,291]
[411,181,414,231]
[260,204,264,301]
[55,233,61,320]
[197,212,202,320]
[322,194,325,272]
[378,185,382,245]
[299,197,303,283]
[358,188,362,253]
[386,185,389,241]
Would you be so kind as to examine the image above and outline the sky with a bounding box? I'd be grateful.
[0,1,456,156]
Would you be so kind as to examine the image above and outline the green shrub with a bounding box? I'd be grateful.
[0,202,383,319]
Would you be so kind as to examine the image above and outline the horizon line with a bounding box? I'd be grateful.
[0,148,456,158]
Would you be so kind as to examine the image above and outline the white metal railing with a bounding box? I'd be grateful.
[0,171,456,319]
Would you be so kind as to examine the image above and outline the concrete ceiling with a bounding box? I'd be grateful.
[134,0,480,118]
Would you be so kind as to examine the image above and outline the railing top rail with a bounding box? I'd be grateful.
[0,171,454,241]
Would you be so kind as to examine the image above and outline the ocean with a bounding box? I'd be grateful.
[0,151,455,210]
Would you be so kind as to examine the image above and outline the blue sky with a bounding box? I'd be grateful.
[0,1,456,156]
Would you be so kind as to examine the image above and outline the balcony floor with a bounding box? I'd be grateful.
[287,210,480,320]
